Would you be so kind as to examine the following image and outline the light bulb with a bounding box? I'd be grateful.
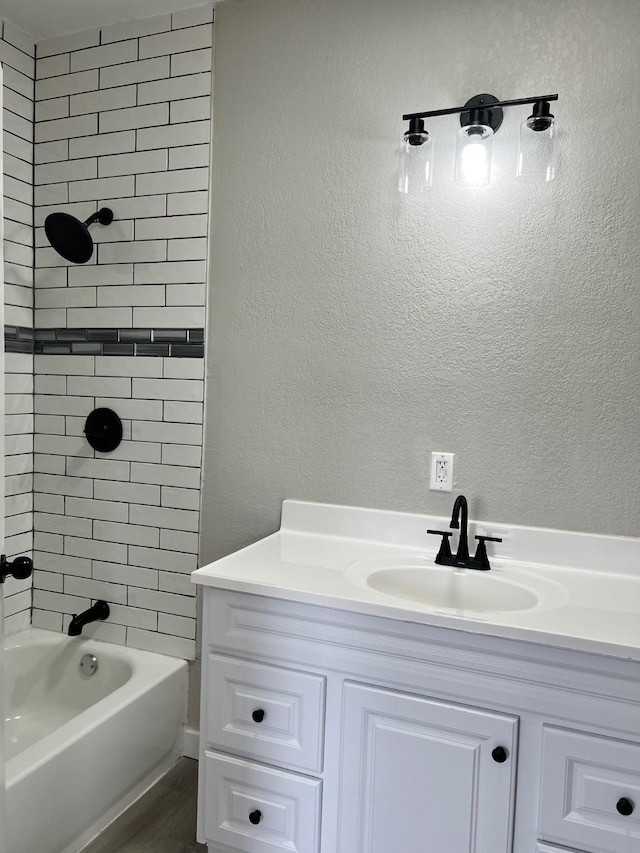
[454,124,493,188]
[461,140,488,183]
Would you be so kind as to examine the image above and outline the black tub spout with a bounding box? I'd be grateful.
[68,600,110,636]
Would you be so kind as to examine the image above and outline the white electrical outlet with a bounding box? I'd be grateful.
[430,452,454,492]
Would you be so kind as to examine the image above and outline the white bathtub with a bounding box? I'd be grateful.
[4,628,188,853]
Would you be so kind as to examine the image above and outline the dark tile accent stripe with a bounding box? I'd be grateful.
[119,329,152,342]
[5,327,205,357]
[4,326,35,354]
[4,326,34,340]
[153,329,187,342]
[5,340,34,354]
[137,343,171,356]
[33,329,56,341]
[57,329,89,342]
[87,328,119,342]
[103,343,135,355]
[172,344,205,358]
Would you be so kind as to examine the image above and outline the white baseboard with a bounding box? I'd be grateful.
[182,725,200,759]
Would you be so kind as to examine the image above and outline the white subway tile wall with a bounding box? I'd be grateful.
[33,12,212,320]
[2,19,35,635]
[30,8,213,658]
[31,367,204,660]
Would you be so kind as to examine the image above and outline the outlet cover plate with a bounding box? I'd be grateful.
[430,452,454,492]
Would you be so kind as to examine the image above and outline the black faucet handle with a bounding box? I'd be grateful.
[427,529,454,564]
[473,535,503,570]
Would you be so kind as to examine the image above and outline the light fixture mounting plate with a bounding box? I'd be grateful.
[460,94,503,133]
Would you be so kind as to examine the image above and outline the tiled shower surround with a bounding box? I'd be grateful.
[2,21,35,634]
[32,349,203,658]
[2,6,214,658]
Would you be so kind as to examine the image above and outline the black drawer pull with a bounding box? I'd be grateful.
[249,809,262,825]
[616,797,635,816]
[491,746,508,763]
[252,709,266,723]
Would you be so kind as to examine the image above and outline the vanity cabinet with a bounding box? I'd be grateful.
[197,588,640,853]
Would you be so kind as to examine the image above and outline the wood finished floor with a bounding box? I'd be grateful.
[81,757,207,853]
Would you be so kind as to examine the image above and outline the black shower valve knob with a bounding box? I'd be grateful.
[0,554,33,583]
[84,408,123,453]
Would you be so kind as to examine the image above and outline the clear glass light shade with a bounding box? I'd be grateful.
[398,132,433,193]
[517,116,558,183]
[454,124,493,187]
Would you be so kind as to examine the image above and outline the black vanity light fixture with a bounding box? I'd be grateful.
[399,93,559,192]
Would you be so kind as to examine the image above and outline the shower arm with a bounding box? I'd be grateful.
[84,208,114,228]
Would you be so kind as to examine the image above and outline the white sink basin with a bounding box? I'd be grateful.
[345,557,565,614]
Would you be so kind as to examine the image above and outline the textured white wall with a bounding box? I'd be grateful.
[202,0,640,560]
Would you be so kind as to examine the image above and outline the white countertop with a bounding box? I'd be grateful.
[193,500,640,661]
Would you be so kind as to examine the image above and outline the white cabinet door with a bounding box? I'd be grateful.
[338,682,518,853]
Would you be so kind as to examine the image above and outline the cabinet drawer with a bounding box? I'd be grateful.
[202,750,321,852]
[539,726,640,853]
[205,654,325,772]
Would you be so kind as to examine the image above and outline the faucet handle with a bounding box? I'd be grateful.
[473,535,503,570]
[427,529,454,564]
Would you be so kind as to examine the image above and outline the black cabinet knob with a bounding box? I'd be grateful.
[252,709,266,723]
[492,746,508,763]
[249,810,262,825]
[616,797,635,816]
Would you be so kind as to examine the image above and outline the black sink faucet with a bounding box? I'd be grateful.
[450,495,469,561]
[68,600,110,636]
[427,495,502,571]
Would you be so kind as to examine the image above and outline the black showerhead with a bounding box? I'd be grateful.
[44,207,114,264]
